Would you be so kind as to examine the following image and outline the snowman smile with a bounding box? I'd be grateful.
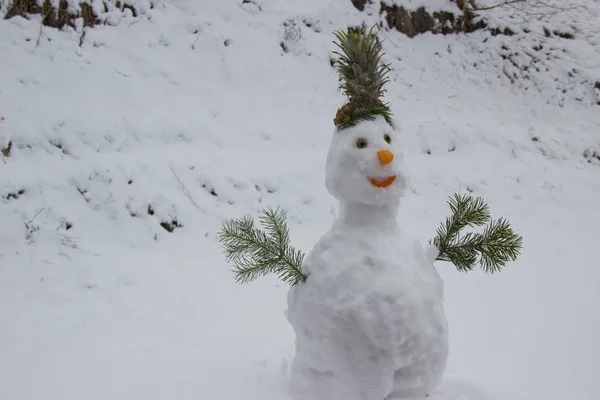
[369,176,396,188]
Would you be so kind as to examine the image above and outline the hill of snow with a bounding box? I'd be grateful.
[1,1,599,399]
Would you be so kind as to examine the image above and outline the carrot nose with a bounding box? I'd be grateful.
[377,150,394,165]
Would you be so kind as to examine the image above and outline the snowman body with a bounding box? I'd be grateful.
[286,117,449,400]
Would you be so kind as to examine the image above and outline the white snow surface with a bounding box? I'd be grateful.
[288,118,448,399]
[1,0,600,400]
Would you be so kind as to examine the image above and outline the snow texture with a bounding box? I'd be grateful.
[288,120,448,400]
[1,0,600,400]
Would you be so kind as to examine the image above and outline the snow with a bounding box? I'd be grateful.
[288,118,448,399]
[1,0,599,400]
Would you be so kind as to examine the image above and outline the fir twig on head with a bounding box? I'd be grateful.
[332,24,393,129]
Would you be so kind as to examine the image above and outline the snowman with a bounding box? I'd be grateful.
[285,118,448,399]
[285,27,448,400]
[219,24,522,400]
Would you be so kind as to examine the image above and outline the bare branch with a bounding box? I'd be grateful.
[25,208,45,228]
[169,164,201,210]
[467,0,587,15]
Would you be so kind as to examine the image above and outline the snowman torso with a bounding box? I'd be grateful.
[287,223,448,400]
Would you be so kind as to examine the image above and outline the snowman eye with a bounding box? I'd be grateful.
[384,134,392,144]
[356,138,368,149]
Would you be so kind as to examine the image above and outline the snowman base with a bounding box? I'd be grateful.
[286,225,449,400]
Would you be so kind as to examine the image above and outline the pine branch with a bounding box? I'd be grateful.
[332,24,395,129]
[218,207,308,286]
[336,102,394,129]
[332,24,391,105]
[431,194,523,273]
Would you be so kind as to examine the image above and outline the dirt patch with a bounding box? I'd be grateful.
[80,2,100,27]
[553,30,575,40]
[41,0,72,29]
[6,189,25,200]
[349,1,498,38]
[116,1,137,17]
[490,26,515,36]
[380,4,487,38]
[351,0,370,11]
[583,149,600,164]
[3,0,139,30]
[160,219,182,232]
[4,0,40,20]
[1,140,12,158]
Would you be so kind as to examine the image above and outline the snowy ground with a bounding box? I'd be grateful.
[1,0,599,399]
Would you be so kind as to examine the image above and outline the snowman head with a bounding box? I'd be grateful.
[325,115,408,206]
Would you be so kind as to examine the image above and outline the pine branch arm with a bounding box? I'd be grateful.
[219,208,308,286]
[432,194,523,273]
